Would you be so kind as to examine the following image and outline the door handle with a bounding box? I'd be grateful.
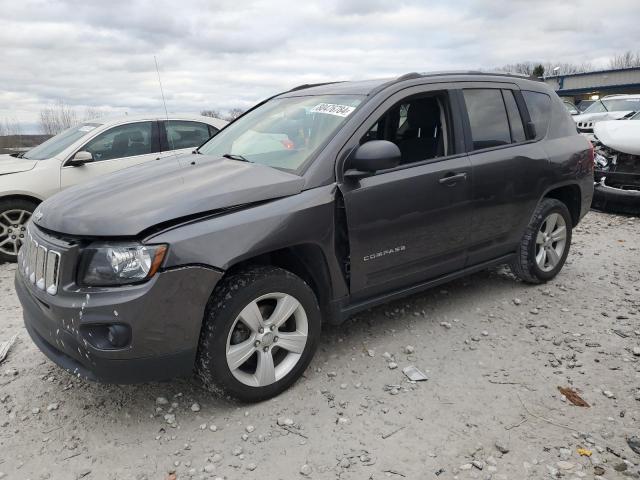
[439,172,467,186]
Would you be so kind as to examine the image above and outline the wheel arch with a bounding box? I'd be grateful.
[224,243,335,322]
[0,193,43,207]
[542,183,582,227]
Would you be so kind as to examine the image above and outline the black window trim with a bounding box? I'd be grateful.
[63,120,160,167]
[501,89,526,144]
[519,90,551,140]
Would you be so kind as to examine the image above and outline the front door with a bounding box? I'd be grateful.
[339,88,472,300]
[60,121,160,189]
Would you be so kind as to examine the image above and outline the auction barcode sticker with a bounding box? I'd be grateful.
[310,103,356,117]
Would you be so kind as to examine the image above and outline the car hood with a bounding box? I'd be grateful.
[594,120,640,156]
[35,154,305,237]
[0,154,38,175]
[573,111,632,124]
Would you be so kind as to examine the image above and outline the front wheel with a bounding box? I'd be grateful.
[0,198,37,264]
[196,266,321,402]
[510,198,573,284]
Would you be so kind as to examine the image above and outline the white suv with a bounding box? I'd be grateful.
[573,94,640,138]
[0,114,227,262]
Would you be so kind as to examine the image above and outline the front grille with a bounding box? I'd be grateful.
[18,230,61,295]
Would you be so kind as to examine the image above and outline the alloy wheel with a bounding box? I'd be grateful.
[226,292,308,387]
[0,209,31,257]
[535,212,567,272]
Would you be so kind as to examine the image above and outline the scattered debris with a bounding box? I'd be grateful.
[0,333,18,364]
[577,448,592,457]
[381,426,405,439]
[495,440,510,454]
[402,366,428,382]
[628,436,640,456]
[557,386,590,407]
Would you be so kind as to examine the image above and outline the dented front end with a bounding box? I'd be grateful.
[594,141,640,191]
[14,223,222,383]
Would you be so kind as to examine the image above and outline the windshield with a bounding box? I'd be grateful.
[23,123,102,160]
[584,98,640,114]
[198,95,364,171]
[632,111,640,120]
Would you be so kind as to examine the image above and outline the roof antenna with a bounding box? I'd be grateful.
[154,55,174,150]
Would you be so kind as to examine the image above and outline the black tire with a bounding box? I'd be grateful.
[196,265,321,402]
[592,184,640,216]
[510,198,573,284]
[0,198,38,264]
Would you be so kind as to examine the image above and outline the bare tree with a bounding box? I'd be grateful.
[0,117,24,147]
[83,107,105,121]
[498,61,593,77]
[609,51,640,69]
[225,108,245,121]
[39,100,78,135]
[201,109,222,119]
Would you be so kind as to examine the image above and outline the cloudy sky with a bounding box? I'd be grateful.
[1,0,639,132]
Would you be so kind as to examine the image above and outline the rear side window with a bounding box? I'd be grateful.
[164,121,212,150]
[522,91,551,138]
[503,90,526,143]
[463,89,511,150]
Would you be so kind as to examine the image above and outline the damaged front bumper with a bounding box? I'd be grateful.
[15,243,222,383]
[593,142,640,214]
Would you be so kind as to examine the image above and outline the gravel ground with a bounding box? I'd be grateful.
[1,211,639,480]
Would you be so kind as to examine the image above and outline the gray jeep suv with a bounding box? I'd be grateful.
[15,72,594,401]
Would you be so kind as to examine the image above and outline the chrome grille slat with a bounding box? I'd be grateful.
[20,228,61,296]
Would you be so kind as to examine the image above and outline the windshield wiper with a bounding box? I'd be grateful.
[222,153,251,163]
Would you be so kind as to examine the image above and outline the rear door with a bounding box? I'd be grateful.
[61,121,161,189]
[338,84,472,300]
[459,85,549,265]
[159,120,217,158]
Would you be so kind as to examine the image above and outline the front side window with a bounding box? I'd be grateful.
[23,123,102,160]
[81,122,153,161]
[463,89,511,149]
[522,91,551,138]
[164,121,212,151]
[361,93,450,165]
[198,95,364,171]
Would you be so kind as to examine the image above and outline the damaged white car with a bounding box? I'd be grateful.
[573,94,640,140]
[592,112,640,215]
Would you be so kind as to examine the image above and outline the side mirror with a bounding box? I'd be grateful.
[344,140,401,180]
[569,109,579,115]
[68,151,94,167]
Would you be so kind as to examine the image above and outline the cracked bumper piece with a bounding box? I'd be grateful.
[16,265,222,384]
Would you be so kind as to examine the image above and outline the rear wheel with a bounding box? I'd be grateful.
[510,198,572,284]
[196,266,321,402]
[0,198,37,264]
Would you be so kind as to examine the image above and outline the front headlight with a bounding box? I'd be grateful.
[79,243,168,286]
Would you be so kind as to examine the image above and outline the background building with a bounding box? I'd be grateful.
[544,67,640,105]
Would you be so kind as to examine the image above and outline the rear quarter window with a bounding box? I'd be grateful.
[522,91,551,138]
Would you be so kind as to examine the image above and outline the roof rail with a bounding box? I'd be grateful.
[288,81,345,92]
[395,72,424,82]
